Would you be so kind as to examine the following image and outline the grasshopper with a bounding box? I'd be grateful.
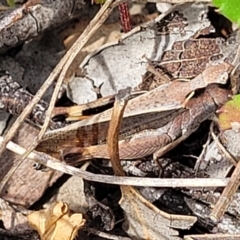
[35,61,232,162]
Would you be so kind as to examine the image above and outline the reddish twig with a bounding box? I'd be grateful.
[118,2,131,33]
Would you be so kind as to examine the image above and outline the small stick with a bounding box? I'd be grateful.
[118,2,131,33]
[185,234,240,240]
[107,87,131,176]
[0,5,11,10]
[0,71,65,130]
[210,124,237,167]
[85,227,131,240]
[0,136,230,187]
[146,64,170,83]
[209,124,239,221]
[230,31,240,94]
[210,157,240,222]
[210,126,240,221]
[194,129,212,172]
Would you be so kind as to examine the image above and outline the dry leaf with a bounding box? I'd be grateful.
[68,3,212,103]
[120,186,197,240]
[27,201,85,240]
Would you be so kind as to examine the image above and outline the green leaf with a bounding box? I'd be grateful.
[212,0,240,25]
[6,0,15,7]
[218,95,240,130]
[93,0,106,4]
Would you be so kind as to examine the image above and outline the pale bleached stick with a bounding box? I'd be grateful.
[1,136,230,188]
[85,227,131,240]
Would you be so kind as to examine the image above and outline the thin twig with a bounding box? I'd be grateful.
[85,227,131,240]
[194,129,212,172]
[210,126,240,222]
[185,234,240,239]
[0,136,230,187]
[0,5,11,11]
[118,2,131,33]
[210,124,237,166]
[210,156,240,222]
[107,87,131,176]
[230,31,240,94]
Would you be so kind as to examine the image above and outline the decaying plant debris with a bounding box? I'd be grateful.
[0,0,240,239]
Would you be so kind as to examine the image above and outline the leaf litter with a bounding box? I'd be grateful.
[0,1,240,239]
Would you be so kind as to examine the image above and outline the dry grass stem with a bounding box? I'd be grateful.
[0,136,231,188]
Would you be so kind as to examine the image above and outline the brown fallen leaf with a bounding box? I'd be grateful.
[27,201,85,240]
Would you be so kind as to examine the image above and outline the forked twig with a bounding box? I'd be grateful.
[0,0,125,192]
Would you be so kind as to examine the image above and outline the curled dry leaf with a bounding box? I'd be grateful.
[27,201,85,240]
